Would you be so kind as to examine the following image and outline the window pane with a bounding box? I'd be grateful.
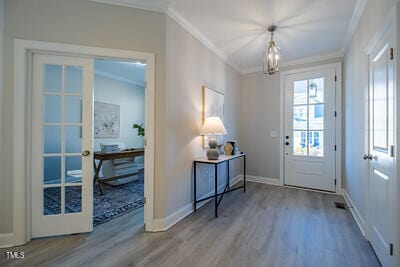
[309,78,324,104]
[293,131,307,156]
[65,186,82,213]
[294,80,308,105]
[44,95,62,123]
[293,105,308,130]
[309,104,324,130]
[44,187,61,215]
[65,156,82,183]
[44,64,62,93]
[44,126,61,154]
[309,131,324,157]
[65,126,82,153]
[44,156,61,184]
[65,96,82,123]
[65,66,83,94]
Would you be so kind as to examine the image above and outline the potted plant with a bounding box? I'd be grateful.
[133,123,145,137]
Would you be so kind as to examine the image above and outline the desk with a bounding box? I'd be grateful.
[93,149,144,194]
[193,153,246,217]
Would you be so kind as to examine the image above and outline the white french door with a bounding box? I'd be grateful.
[284,68,336,191]
[366,25,395,267]
[31,54,94,238]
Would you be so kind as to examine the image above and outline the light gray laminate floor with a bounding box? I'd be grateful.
[0,182,380,267]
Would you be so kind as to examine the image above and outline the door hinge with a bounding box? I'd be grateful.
[334,111,337,117]
[334,145,337,151]
[144,138,147,147]
[390,243,393,256]
[335,75,337,82]
[144,197,147,204]
[390,48,394,60]
[145,81,148,88]
[334,179,337,185]
[390,145,395,158]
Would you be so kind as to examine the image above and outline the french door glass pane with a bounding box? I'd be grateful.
[44,64,62,93]
[309,131,324,157]
[44,95,62,123]
[65,96,82,123]
[44,187,61,215]
[44,126,61,154]
[65,156,82,183]
[44,156,61,184]
[294,80,308,105]
[309,78,324,104]
[65,126,82,153]
[293,131,307,156]
[309,104,324,130]
[65,186,82,213]
[293,105,308,130]
[65,66,83,94]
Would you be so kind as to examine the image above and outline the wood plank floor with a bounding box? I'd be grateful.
[0,182,380,267]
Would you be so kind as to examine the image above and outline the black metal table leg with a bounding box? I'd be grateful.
[215,163,218,218]
[244,154,246,192]
[194,162,197,212]
[227,161,230,189]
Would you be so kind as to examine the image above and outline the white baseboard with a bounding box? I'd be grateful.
[342,188,366,236]
[0,233,14,248]
[245,175,280,186]
[152,175,242,232]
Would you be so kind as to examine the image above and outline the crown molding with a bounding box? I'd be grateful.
[89,0,169,13]
[241,51,343,75]
[95,70,145,88]
[165,6,241,73]
[341,0,368,55]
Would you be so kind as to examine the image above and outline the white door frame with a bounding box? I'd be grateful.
[13,39,156,246]
[365,3,399,265]
[279,62,342,194]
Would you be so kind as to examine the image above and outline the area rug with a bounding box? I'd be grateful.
[43,175,144,226]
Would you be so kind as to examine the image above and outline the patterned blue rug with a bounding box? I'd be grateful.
[44,175,144,226]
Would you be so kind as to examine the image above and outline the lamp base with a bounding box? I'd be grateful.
[206,148,219,160]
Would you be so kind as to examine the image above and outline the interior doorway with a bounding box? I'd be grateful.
[13,39,155,245]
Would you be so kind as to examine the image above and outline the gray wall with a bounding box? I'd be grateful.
[343,0,396,221]
[164,16,241,217]
[0,0,4,233]
[1,0,166,233]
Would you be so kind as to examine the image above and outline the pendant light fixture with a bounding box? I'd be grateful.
[263,25,280,75]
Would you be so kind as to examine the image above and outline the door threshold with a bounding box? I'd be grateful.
[284,184,337,194]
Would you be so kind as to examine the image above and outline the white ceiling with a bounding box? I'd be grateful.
[91,0,362,73]
[94,59,146,87]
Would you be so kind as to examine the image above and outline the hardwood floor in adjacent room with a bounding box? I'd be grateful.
[0,182,379,267]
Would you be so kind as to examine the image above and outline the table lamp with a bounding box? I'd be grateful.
[200,116,227,160]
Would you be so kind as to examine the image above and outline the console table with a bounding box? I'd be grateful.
[93,149,144,194]
[193,153,246,217]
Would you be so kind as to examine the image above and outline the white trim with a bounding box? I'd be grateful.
[241,51,343,75]
[89,0,168,13]
[0,0,4,236]
[341,0,368,55]
[279,62,343,194]
[94,70,145,88]
[342,189,366,236]
[245,175,281,186]
[152,175,242,232]
[0,233,14,248]
[12,39,156,246]
[165,6,241,74]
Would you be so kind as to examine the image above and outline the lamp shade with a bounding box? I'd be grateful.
[200,116,227,136]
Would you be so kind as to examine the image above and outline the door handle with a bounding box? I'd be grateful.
[363,154,373,160]
[82,150,91,157]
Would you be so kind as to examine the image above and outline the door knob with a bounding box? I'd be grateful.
[82,150,90,157]
[363,154,373,160]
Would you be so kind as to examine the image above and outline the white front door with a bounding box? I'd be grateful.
[284,68,336,191]
[367,25,395,267]
[31,54,94,238]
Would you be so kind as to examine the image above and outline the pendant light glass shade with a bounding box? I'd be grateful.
[264,25,280,75]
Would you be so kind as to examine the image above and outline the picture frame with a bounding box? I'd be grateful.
[202,86,225,148]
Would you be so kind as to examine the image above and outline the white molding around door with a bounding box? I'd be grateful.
[12,39,156,246]
[279,62,342,194]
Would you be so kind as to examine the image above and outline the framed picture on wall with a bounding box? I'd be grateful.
[94,101,120,138]
[202,86,225,148]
